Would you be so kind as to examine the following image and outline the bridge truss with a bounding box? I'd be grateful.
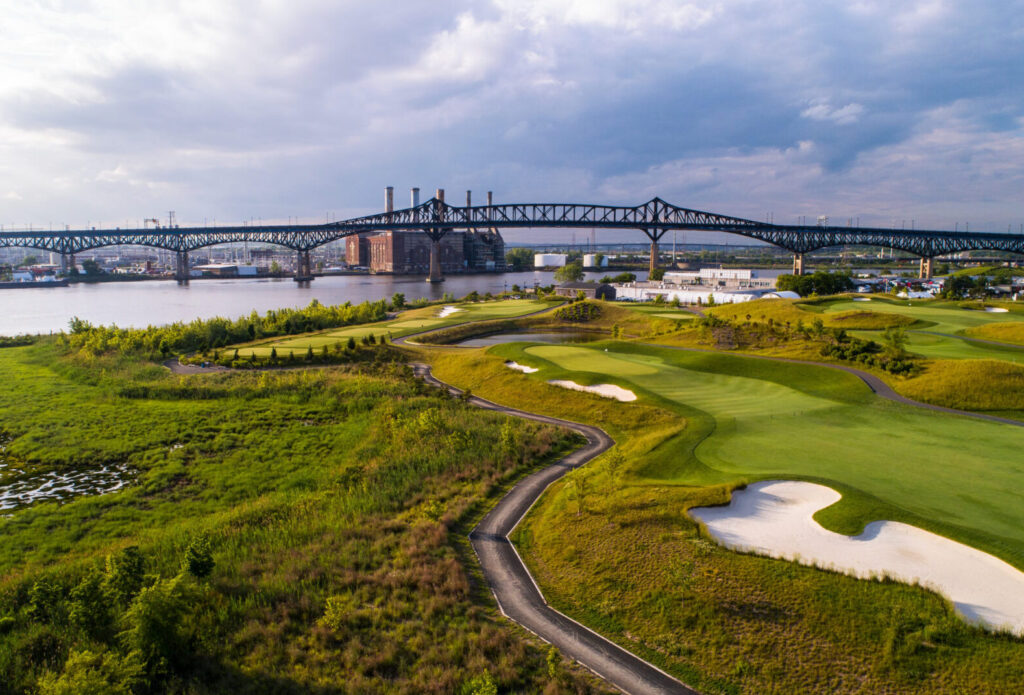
[3,198,1022,278]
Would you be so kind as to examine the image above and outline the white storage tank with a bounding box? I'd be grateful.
[583,254,608,268]
[534,253,567,268]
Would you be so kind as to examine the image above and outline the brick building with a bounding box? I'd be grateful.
[366,229,506,274]
[345,234,371,267]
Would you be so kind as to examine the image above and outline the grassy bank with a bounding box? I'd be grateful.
[420,342,1024,693]
[0,342,608,694]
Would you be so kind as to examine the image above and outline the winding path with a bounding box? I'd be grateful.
[412,363,698,695]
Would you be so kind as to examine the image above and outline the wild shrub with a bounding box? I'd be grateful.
[554,302,602,322]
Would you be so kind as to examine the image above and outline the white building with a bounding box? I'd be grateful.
[663,268,776,289]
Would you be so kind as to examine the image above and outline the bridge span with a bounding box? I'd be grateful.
[3,190,1023,282]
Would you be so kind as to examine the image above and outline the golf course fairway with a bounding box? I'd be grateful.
[514,342,1024,568]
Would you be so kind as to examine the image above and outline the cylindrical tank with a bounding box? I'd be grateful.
[534,253,567,268]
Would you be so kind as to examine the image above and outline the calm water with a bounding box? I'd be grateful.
[0,271,642,335]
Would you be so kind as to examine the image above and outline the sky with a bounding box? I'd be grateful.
[1,0,1023,243]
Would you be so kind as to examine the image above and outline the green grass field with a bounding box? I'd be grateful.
[513,342,1024,565]
[422,343,1024,693]
[237,299,553,356]
[964,321,1024,346]
[0,342,604,694]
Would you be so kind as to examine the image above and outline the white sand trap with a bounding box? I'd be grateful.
[985,307,1009,313]
[548,380,636,402]
[690,480,1024,634]
[853,297,872,302]
[438,305,462,318]
[505,360,539,373]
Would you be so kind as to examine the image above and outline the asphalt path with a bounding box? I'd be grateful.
[412,363,699,695]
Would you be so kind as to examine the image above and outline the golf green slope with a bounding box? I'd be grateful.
[513,342,1024,566]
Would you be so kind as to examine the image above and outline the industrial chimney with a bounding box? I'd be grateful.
[466,190,472,207]
[487,191,493,206]
[384,186,394,213]
[411,187,420,207]
[436,188,445,203]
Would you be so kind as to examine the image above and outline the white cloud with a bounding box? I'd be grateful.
[801,101,866,125]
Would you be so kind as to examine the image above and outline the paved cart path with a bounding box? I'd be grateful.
[412,363,699,695]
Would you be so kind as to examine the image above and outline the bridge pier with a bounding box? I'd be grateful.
[60,253,76,276]
[642,228,668,275]
[793,253,805,276]
[294,249,313,283]
[175,251,190,284]
[919,256,933,280]
[426,188,447,283]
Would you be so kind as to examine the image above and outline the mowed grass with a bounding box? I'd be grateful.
[421,345,1024,693]
[237,299,552,356]
[513,343,1024,568]
[821,298,1024,362]
[708,297,916,329]
[822,297,1023,333]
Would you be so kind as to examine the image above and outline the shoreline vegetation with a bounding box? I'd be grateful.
[3,292,1024,693]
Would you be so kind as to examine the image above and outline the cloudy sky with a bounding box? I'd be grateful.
[1,0,1023,241]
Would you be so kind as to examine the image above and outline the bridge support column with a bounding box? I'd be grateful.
[426,188,447,283]
[60,253,76,276]
[642,228,668,275]
[919,257,933,280]
[793,253,805,276]
[175,251,189,284]
[294,249,313,283]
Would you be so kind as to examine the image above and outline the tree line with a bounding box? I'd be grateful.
[62,299,390,359]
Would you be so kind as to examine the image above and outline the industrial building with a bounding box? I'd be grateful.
[349,187,506,275]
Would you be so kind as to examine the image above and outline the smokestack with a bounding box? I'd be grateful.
[436,188,445,203]
[466,190,472,207]
[384,186,394,212]
[487,191,493,206]
[411,187,420,207]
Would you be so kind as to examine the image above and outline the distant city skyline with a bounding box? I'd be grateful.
[2,1,1023,244]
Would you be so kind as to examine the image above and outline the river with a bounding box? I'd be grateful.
[0,270,646,335]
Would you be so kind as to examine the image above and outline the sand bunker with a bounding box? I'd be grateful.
[548,380,636,402]
[690,480,1024,634]
[985,307,1009,313]
[853,297,872,302]
[505,360,539,373]
[438,306,462,318]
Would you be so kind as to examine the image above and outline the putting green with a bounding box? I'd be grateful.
[847,329,1024,364]
[823,299,1022,334]
[521,342,1024,560]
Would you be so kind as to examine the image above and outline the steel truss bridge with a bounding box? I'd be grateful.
[3,196,1022,281]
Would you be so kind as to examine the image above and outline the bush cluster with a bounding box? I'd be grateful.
[554,302,602,322]
[776,271,855,297]
[62,298,389,359]
[0,335,35,348]
[820,337,920,376]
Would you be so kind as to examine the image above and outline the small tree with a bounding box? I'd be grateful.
[882,326,908,356]
[391,292,406,309]
[69,568,111,638]
[347,336,356,350]
[270,347,277,361]
[649,267,665,281]
[305,346,314,361]
[183,535,215,579]
[554,261,584,283]
[104,546,146,607]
